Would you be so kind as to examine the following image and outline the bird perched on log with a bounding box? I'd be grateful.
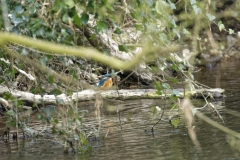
[98,74,113,89]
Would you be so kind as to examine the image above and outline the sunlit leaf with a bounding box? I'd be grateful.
[192,5,202,15]
[150,106,161,115]
[191,108,197,116]
[171,64,179,71]
[155,0,170,16]
[190,0,196,5]
[229,29,234,34]
[183,28,191,35]
[172,89,180,96]
[21,48,29,55]
[206,13,216,21]
[156,90,162,95]
[162,83,170,89]
[171,118,179,128]
[169,15,176,27]
[64,0,75,8]
[170,77,178,83]
[40,56,48,66]
[167,0,176,10]
[107,4,115,11]
[171,103,178,110]
[134,24,142,30]
[218,21,225,32]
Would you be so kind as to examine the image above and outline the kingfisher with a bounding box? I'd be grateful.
[97,74,113,89]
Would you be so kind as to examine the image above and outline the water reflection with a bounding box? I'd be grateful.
[1,60,240,160]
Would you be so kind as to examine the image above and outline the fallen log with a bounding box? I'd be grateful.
[0,85,225,106]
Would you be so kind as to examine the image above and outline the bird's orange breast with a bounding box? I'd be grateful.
[101,78,113,89]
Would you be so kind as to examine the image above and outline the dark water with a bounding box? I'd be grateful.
[1,59,240,160]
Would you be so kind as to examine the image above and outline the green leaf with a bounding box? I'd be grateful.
[6,110,15,116]
[130,12,137,19]
[37,113,42,120]
[190,0,196,5]
[81,13,89,26]
[70,68,78,79]
[169,15,177,27]
[238,31,240,37]
[154,81,162,91]
[118,44,128,52]
[0,78,4,84]
[150,106,161,115]
[21,48,29,55]
[107,4,115,11]
[171,64,179,71]
[40,56,48,66]
[62,13,69,24]
[80,133,88,145]
[90,34,97,40]
[172,89,179,96]
[167,0,176,10]
[102,0,107,4]
[15,5,24,14]
[183,28,191,35]
[206,13,216,21]
[64,0,75,8]
[3,92,13,100]
[134,24,142,30]
[155,0,170,16]
[171,118,179,128]
[96,21,108,33]
[76,118,82,125]
[14,99,23,107]
[173,28,180,39]
[156,90,162,95]
[50,89,62,95]
[192,5,202,15]
[229,29,234,34]
[162,83,170,89]
[114,28,122,34]
[218,21,225,32]
[48,75,54,84]
[168,77,178,83]
[74,12,81,27]
[43,106,55,118]
[53,118,59,124]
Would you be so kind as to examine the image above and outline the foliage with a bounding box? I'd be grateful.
[0,0,240,153]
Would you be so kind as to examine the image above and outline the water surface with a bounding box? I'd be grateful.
[1,59,240,160]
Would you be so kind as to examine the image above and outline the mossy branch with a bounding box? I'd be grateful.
[0,32,179,70]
